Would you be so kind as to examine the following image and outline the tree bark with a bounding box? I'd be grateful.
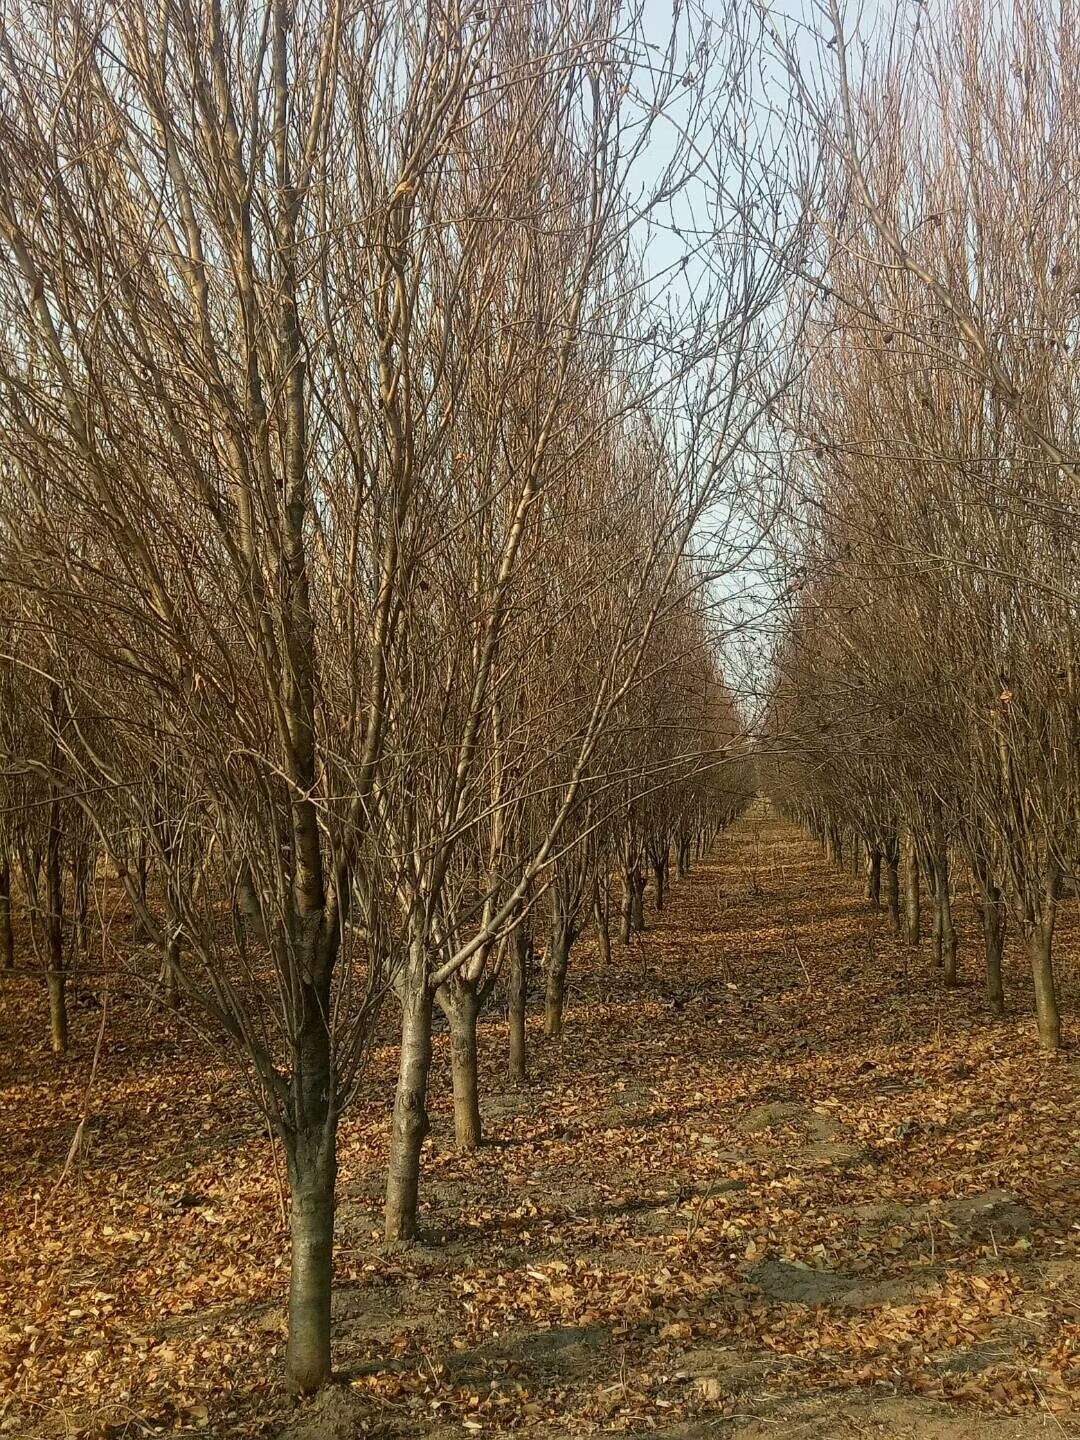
[508,922,528,1083]
[443,980,481,1149]
[285,1127,336,1394]
[865,845,881,908]
[0,855,13,969]
[903,832,920,944]
[385,954,434,1245]
[676,838,692,880]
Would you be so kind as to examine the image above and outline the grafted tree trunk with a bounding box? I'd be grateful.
[864,845,881,908]
[442,979,482,1149]
[903,832,920,944]
[0,855,13,969]
[508,922,529,1083]
[385,951,434,1245]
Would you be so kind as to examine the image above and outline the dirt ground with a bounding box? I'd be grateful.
[5,807,1080,1438]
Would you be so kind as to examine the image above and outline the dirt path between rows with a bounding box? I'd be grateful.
[5,807,1080,1437]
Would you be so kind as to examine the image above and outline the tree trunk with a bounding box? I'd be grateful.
[1028,865,1061,1051]
[629,867,645,933]
[903,832,920,945]
[982,892,1006,1018]
[544,911,573,1038]
[676,838,691,880]
[883,841,901,935]
[865,846,881,908]
[46,798,67,1055]
[971,851,1005,1018]
[443,981,481,1149]
[285,1127,336,1394]
[508,922,528,1083]
[0,855,13,969]
[385,955,434,1245]
[650,849,668,913]
[592,873,610,967]
[619,866,634,944]
[929,807,956,982]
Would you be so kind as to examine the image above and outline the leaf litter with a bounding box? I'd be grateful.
[4,811,1080,1436]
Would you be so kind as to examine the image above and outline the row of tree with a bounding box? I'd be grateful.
[0,0,781,1392]
[763,0,1080,1052]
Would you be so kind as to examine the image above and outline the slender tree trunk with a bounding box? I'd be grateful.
[592,873,610,967]
[508,922,528,1083]
[1028,865,1061,1051]
[443,981,481,1149]
[883,839,901,935]
[285,1124,336,1394]
[971,851,1005,1017]
[45,798,67,1055]
[0,855,13,969]
[903,832,920,945]
[865,846,881,908]
[545,903,573,1038]
[385,952,434,1245]
[929,807,957,982]
[982,892,1006,1018]
[676,838,691,880]
[619,866,634,944]
[162,931,181,1010]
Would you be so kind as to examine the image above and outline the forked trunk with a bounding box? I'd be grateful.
[903,832,920,945]
[385,954,434,1245]
[443,981,481,1149]
[508,923,528,1083]
[0,855,13,968]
